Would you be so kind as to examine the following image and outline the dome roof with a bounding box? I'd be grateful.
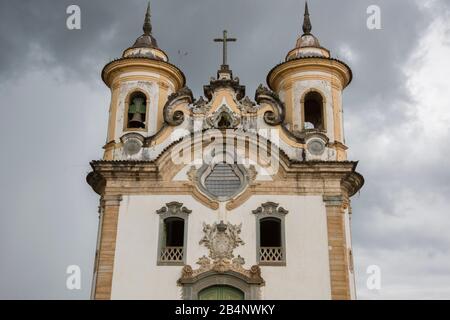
[121,2,168,62]
[285,2,330,61]
[132,34,158,49]
[296,33,320,48]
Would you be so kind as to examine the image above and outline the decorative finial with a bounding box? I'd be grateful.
[302,1,312,35]
[143,1,152,35]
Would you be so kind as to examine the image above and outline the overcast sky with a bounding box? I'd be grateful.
[0,0,449,299]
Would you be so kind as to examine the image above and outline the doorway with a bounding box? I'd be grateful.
[198,285,244,300]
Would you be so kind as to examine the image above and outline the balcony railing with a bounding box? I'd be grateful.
[160,246,184,262]
[259,247,283,263]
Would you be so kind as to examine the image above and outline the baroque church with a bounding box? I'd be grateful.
[87,2,364,300]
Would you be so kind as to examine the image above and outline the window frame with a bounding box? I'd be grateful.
[156,202,191,266]
[253,202,288,266]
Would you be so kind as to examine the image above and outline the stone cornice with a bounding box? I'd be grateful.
[341,171,365,197]
[86,158,364,199]
[203,76,246,101]
[87,160,159,192]
[267,56,353,91]
[102,57,186,89]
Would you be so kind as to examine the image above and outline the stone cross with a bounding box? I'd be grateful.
[214,30,236,68]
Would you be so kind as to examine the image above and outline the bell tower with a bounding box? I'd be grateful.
[101,2,186,160]
[267,2,351,161]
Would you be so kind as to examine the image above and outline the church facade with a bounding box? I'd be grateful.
[87,2,364,300]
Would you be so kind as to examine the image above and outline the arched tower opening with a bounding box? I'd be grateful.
[127,91,147,129]
[303,91,324,130]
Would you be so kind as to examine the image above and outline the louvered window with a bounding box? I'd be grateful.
[204,163,242,198]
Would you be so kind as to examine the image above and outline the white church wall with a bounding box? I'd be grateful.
[229,195,332,300]
[344,208,356,300]
[111,195,216,299]
[111,194,331,300]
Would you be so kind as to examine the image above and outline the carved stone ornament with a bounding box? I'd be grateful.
[205,104,240,129]
[255,84,285,126]
[120,132,145,157]
[199,221,244,260]
[307,139,326,156]
[238,96,258,114]
[304,132,329,154]
[203,75,245,101]
[178,220,265,285]
[179,256,263,285]
[252,202,288,216]
[163,86,194,126]
[192,96,210,114]
[156,202,192,215]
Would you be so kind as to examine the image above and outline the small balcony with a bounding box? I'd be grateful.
[259,247,285,265]
[160,247,184,264]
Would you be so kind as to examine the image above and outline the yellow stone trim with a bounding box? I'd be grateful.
[113,74,176,93]
[268,58,351,92]
[208,88,242,115]
[106,88,119,144]
[323,197,351,300]
[285,83,294,125]
[281,73,341,89]
[93,195,122,300]
[330,141,348,161]
[157,83,169,131]
[103,58,184,90]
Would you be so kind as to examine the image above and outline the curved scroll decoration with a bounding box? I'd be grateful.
[255,84,285,126]
[163,86,194,126]
[205,105,241,129]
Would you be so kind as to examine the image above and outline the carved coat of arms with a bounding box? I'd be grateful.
[178,221,264,286]
[199,221,244,260]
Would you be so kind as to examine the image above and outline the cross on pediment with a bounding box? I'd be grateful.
[214,30,236,69]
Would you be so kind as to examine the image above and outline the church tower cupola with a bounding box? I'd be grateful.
[267,1,352,160]
[101,2,186,160]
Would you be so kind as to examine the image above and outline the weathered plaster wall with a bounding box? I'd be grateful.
[344,208,356,299]
[111,194,331,300]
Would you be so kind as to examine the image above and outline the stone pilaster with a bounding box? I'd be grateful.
[93,194,122,300]
[323,195,350,300]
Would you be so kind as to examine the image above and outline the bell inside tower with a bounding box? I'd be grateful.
[127,92,147,129]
